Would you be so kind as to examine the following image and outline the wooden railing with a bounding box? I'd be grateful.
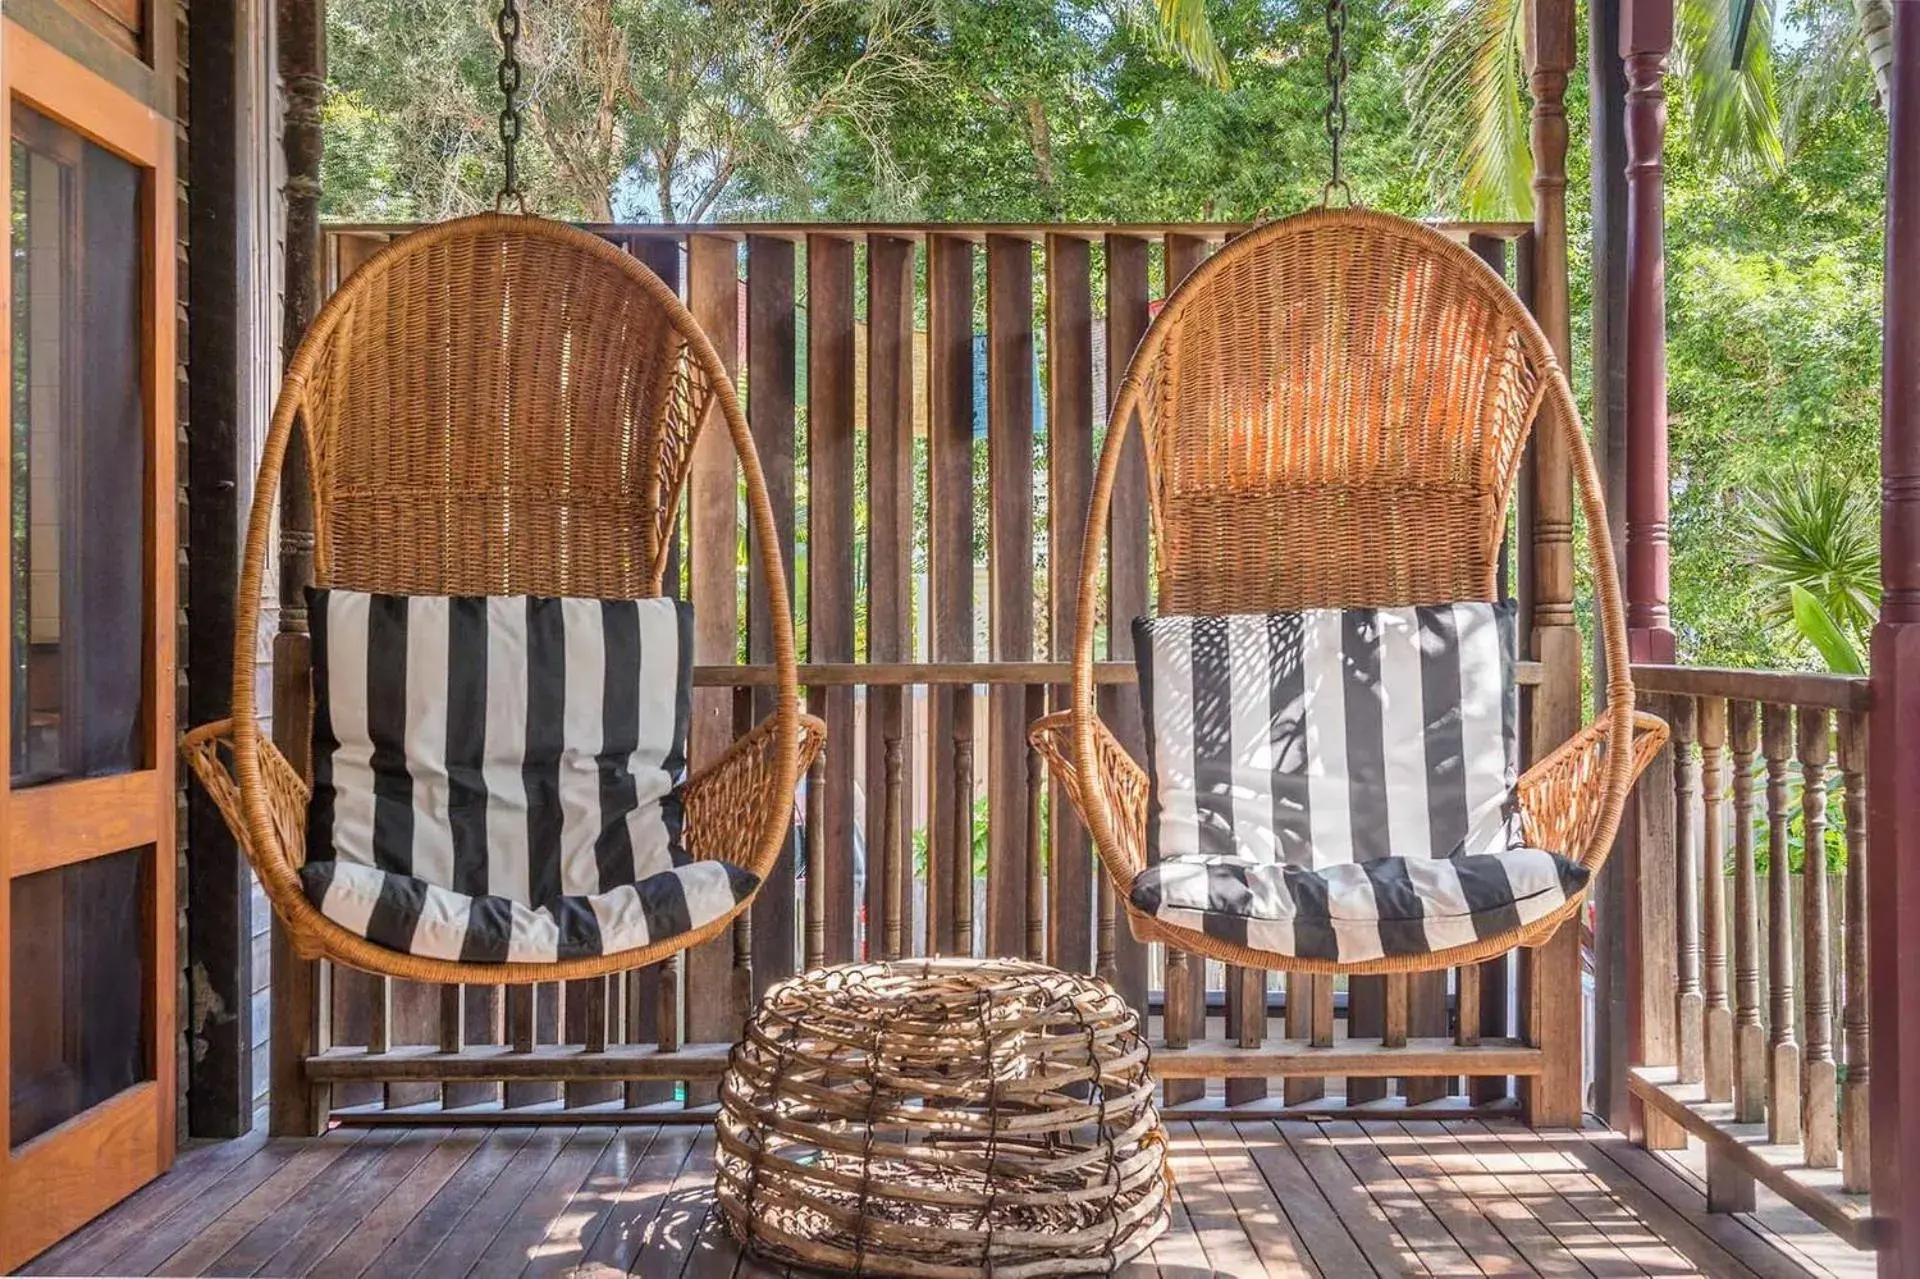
[1626,664,1876,1250]
[273,218,1583,1131]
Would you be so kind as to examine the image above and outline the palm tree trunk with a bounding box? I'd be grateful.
[1856,0,1895,108]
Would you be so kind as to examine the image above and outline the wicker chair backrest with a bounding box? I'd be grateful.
[1134,209,1549,614]
[293,217,706,600]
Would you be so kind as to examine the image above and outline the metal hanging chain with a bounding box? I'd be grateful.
[495,0,526,212]
[1322,0,1353,206]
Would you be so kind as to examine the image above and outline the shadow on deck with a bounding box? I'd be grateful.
[22,1119,1866,1278]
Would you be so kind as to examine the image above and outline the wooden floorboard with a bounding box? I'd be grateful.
[21,1119,1855,1278]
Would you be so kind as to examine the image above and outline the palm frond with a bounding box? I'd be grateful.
[1153,0,1233,89]
[1676,0,1785,171]
[1406,0,1532,219]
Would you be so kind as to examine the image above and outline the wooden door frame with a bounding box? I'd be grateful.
[0,18,177,1269]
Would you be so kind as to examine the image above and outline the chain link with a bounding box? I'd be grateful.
[495,0,526,212]
[1322,0,1353,206]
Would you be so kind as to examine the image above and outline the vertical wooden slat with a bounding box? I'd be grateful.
[627,234,682,1106]
[683,234,743,1104]
[986,235,1036,959]
[1672,696,1704,1085]
[1283,972,1327,1106]
[808,234,858,965]
[1839,710,1871,1192]
[1347,968,1387,1106]
[1731,700,1766,1125]
[1798,706,1838,1168]
[747,234,798,1003]
[1762,704,1801,1144]
[1045,234,1095,975]
[563,980,613,1108]
[927,234,976,958]
[1700,696,1733,1104]
[1159,233,1209,1104]
[1100,233,1152,1016]
[866,234,916,966]
[443,985,501,1111]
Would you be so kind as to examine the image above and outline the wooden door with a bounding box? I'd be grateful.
[0,21,177,1269]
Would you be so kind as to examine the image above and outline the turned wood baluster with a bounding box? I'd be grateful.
[1026,690,1047,963]
[952,707,975,958]
[1700,697,1734,1103]
[1798,706,1838,1168]
[806,750,827,972]
[882,726,905,963]
[1096,880,1118,985]
[1672,696,1704,1083]
[1731,700,1766,1124]
[1839,711,1871,1192]
[1763,704,1800,1144]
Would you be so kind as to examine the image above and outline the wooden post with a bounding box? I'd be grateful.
[1869,7,1920,1269]
[1611,0,1679,1149]
[1519,0,1587,1132]
[268,0,328,1138]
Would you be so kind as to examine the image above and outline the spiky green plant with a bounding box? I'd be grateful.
[1742,469,1879,670]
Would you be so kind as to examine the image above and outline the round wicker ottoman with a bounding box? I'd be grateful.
[715,958,1171,1277]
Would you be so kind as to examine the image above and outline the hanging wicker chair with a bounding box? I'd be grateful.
[183,214,824,984]
[1032,207,1668,977]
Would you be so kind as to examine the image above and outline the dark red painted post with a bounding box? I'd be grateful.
[1621,0,1673,665]
[1869,4,1920,1273]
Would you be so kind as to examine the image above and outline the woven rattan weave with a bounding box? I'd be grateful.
[182,213,824,984]
[1031,207,1668,977]
[716,959,1171,1278]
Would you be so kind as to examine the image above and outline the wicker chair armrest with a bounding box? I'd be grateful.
[1517,710,1670,864]
[683,712,827,870]
[181,719,311,875]
[1029,710,1150,886]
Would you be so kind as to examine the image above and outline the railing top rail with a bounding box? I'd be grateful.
[323,218,1537,245]
[692,659,1546,688]
[1631,663,1871,713]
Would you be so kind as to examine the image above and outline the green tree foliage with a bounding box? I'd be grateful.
[320,0,1889,676]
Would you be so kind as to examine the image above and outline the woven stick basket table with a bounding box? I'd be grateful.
[715,959,1171,1277]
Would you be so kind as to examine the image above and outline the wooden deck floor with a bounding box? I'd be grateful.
[21,1119,1869,1278]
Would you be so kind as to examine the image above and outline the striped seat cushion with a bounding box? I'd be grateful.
[1130,849,1587,964]
[1135,603,1521,868]
[301,589,755,962]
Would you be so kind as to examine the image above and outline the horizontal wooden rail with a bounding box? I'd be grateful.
[1631,663,1870,712]
[325,218,1537,245]
[695,660,1546,688]
[1631,1066,1876,1249]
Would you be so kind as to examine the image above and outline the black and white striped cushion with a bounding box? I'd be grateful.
[1135,604,1521,867]
[1129,603,1577,962]
[301,589,754,963]
[1129,849,1587,964]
